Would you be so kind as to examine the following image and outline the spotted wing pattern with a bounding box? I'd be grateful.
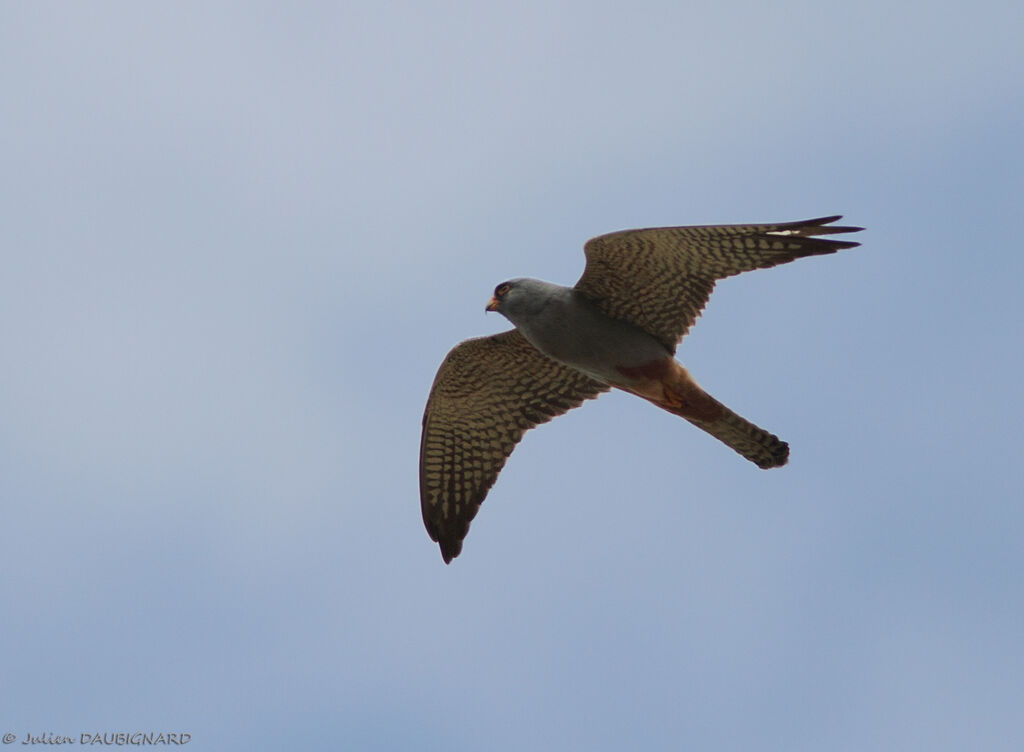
[420,330,609,563]
[575,215,862,352]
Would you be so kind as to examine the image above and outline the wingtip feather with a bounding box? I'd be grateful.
[781,215,864,237]
[440,540,460,564]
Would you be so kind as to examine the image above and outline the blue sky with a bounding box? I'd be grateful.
[2,1,1022,749]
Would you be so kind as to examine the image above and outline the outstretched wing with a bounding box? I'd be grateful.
[420,330,608,563]
[575,215,862,352]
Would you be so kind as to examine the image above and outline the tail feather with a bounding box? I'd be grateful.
[621,359,789,468]
[685,404,789,469]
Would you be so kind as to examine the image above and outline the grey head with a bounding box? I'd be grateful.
[484,278,564,326]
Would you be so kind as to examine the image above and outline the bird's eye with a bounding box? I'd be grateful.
[495,283,511,297]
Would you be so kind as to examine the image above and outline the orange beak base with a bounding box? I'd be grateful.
[485,297,500,312]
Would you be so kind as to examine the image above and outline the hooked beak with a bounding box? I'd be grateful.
[485,297,499,312]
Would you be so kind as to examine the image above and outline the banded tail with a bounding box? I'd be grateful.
[617,359,789,468]
[682,401,789,469]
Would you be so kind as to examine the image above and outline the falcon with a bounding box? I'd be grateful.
[420,215,862,562]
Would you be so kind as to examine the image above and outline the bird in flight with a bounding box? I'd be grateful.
[420,215,862,562]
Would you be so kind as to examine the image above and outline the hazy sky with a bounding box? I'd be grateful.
[2,2,1022,750]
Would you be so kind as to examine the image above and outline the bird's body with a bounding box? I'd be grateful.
[491,276,789,468]
[420,215,863,562]
[497,279,671,385]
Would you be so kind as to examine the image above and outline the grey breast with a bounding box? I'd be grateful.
[517,288,671,384]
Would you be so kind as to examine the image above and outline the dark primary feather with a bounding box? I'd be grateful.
[575,216,863,352]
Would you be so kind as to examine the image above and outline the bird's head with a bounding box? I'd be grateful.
[485,278,555,322]
[485,281,511,313]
